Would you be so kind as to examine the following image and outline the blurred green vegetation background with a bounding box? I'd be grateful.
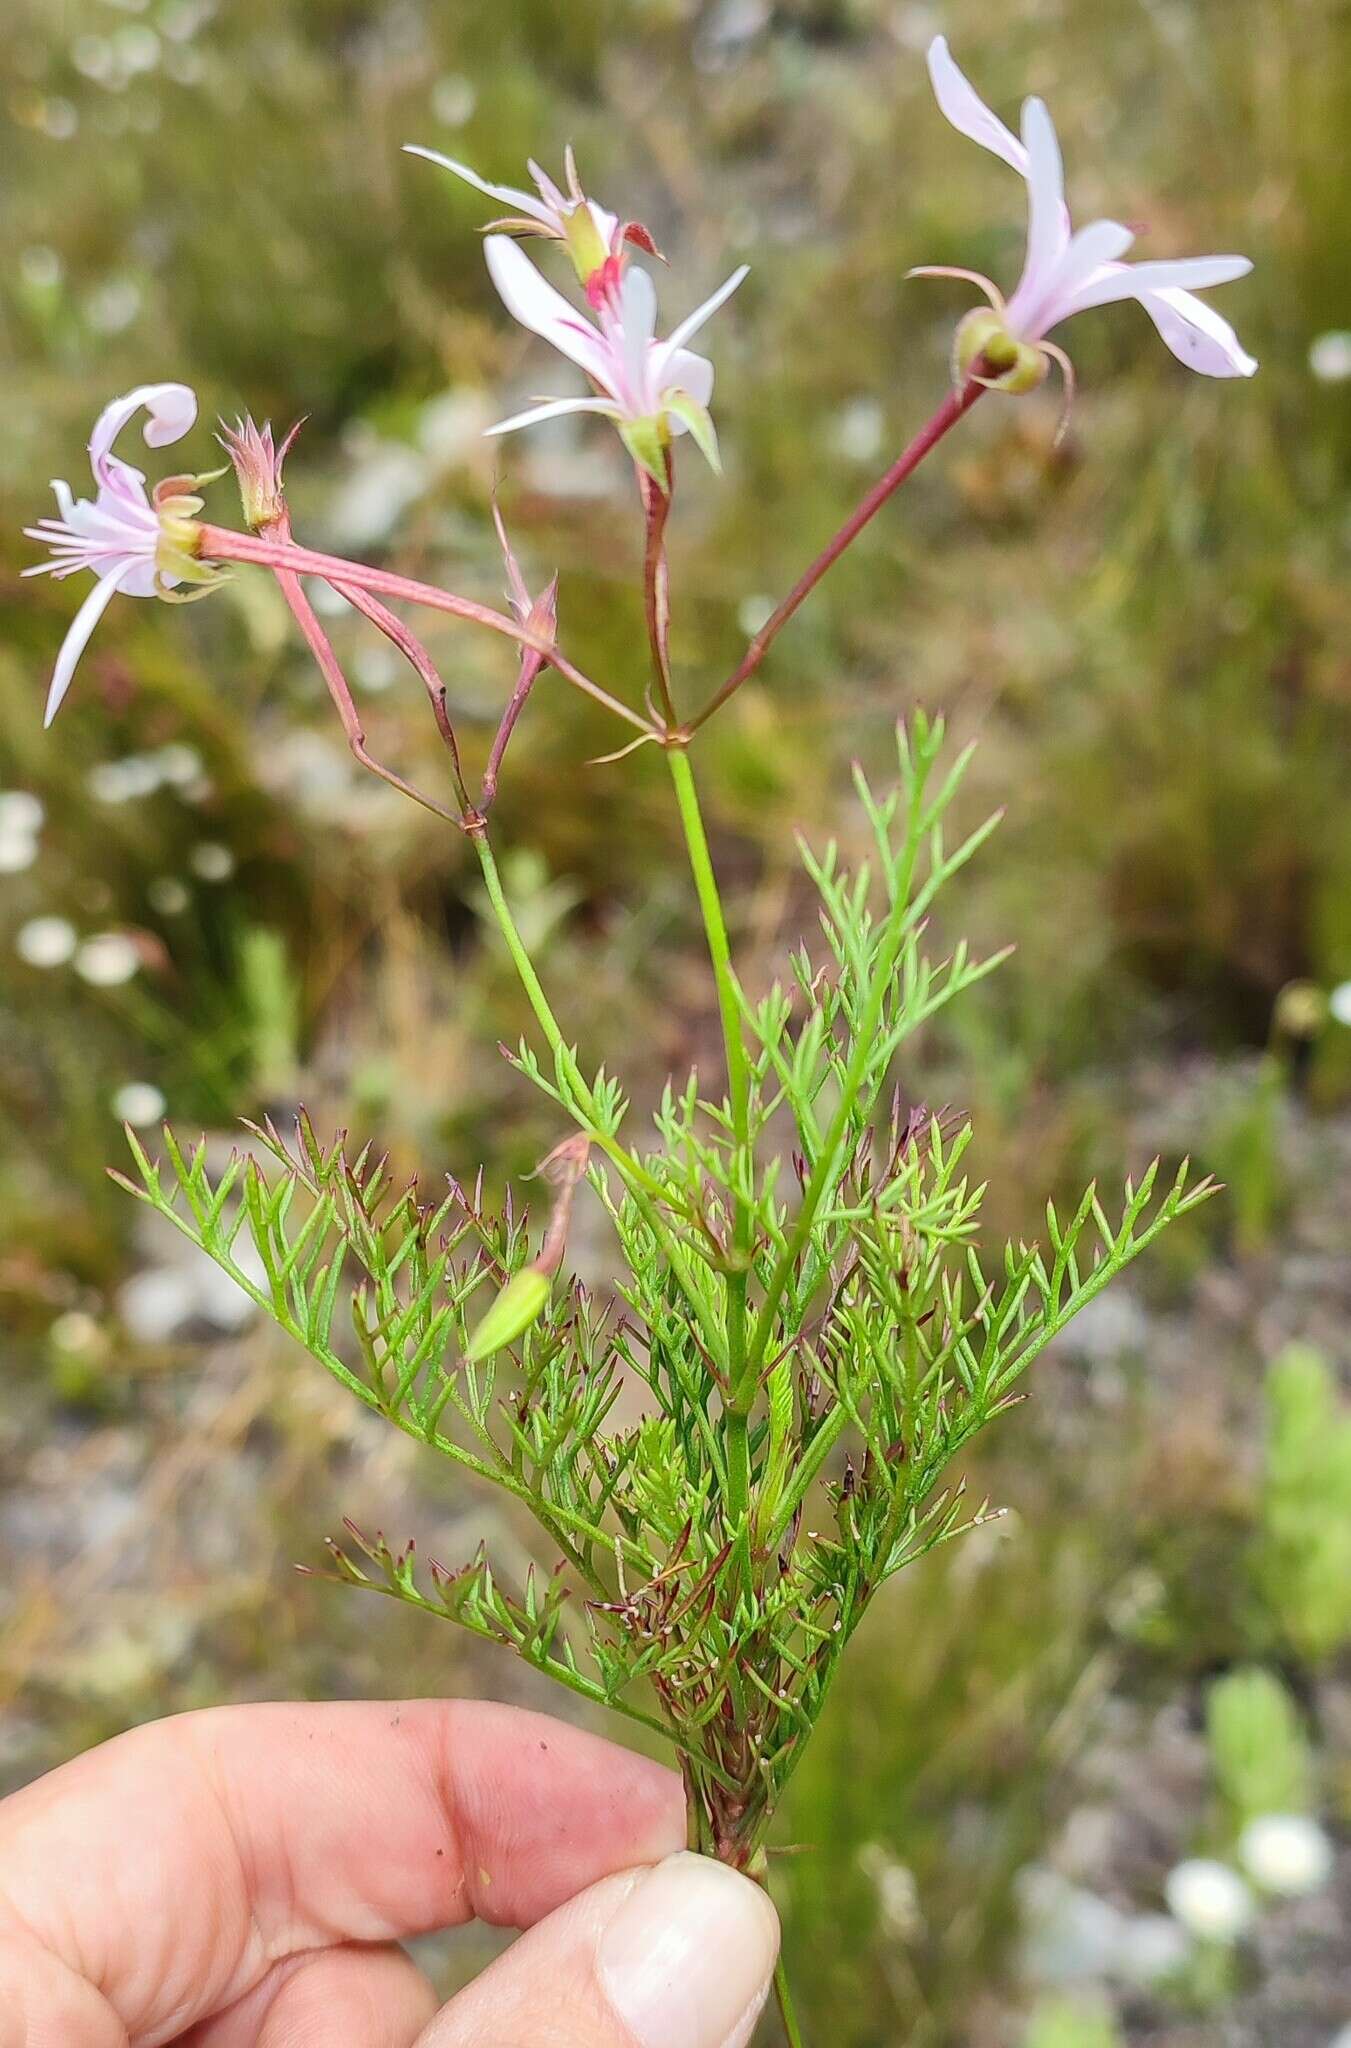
[2,1,1350,2041]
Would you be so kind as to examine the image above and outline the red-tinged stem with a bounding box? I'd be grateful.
[270,563,461,826]
[482,641,548,814]
[640,455,677,730]
[334,580,474,815]
[686,380,984,733]
[198,524,655,738]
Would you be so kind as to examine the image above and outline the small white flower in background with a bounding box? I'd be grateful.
[829,396,886,463]
[737,593,776,637]
[482,236,748,486]
[1329,981,1351,1028]
[1238,1814,1334,1897]
[23,382,226,726]
[16,916,78,967]
[1163,1858,1255,1942]
[189,841,235,881]
[111,1081,167,1128]
[916,39,1256,408]
[1309,331,1351,383]
[0,832,39,875]
[48,1309,103,1356]
[75,931,141,987]
[148,875,191,915]
[88,755,165,805]
[0,791,45,836]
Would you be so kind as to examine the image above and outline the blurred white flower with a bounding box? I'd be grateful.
[152,742,204,787]
[16,915,78,967]
[830,397,886,464]
[49,1308,103,1355]
[1330,981,1351,1027]
[1309,331,1351,383]
[189,841,235,881]
[0,791,45,835]
[738,593,775,637]
[1238,1814,1334,1897]
[148,875,190,915]
[111,1081,167,1128]
[118,1266,197,1345]
[1164,1858,1254,1942]
[89,755,164,805]
[430,73,476,127]
[75,931,141,986]
[0,832,38,874]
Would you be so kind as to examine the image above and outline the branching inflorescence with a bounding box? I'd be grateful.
[30,35,1253,2030]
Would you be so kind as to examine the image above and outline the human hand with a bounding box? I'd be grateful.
[0,1698,779,2046]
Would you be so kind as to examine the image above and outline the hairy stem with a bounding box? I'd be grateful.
[688,381,983,731]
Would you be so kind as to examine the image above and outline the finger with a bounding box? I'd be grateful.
[415,1852,780,2048]
[0,1699,684,2047]
[178,1942,437,2048]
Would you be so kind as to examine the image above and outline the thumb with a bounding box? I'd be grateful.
[416,1850,780,2048]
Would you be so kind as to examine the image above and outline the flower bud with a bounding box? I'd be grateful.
[562,202,612,289]
[218,415,303,533]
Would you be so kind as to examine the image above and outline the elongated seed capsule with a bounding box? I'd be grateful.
[464,1266,552,1363]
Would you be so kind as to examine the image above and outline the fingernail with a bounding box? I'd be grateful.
[597,1850,780,2048]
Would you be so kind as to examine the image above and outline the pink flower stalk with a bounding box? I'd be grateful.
[404,143,660,302]
[919,38,1256,396]
[24,383,224,726]
[482,236,748,487]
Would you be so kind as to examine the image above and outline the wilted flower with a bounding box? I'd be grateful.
[917,39,1256,405]
[1163,1858,1255,1942]
[217,413,303,532]
[405,143,659,299]
[23,383,227,726]
[483,236,748,486]
[1238,1814,1334,1898]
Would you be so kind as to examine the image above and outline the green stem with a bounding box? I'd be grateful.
[774,1954,807,2048]
[743,750,935,1384]
[665,746,757,1575]
[471,831,726,1368]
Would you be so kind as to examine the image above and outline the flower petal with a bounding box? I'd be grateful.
[42,566,129,726]
[662,265,750,356]
[1067,253,1253,314]
[1021,98,1070,287]
[659,347,715,412]
[484,397,620,437]
[483,236,611,388]
[619,267,659,411]
[403,147,555,227]
[1137,286,1259,377]
[88,384,197,492]
[926,38,1027,176]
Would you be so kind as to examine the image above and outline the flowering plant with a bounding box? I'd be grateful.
[29,43,1253,2042]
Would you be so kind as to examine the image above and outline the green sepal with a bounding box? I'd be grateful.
[464,1266,551,1363]
[619,415,669,491]
[664,391,722,475]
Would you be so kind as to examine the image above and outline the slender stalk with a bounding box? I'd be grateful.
[473,829,727,1369]
[687,381,983,732]
[742,745,934,1383]
[665,745,758,1595]
[774,1955,807,2048]
[641,460,678,730]
[198,524,654,736]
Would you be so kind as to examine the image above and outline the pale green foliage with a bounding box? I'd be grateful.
[1252,1342,1351,1662]
[1206,1666,1314,1825]
[117,719,1215,1862]
[1025,1996,1123,2048]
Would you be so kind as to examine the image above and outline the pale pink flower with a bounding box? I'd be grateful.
[24,383,224,726]
[404,143,659,299]
[919,38,1256,391]
[482,236,748,484]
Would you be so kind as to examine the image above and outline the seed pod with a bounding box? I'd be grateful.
[464,1266,551,1363]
